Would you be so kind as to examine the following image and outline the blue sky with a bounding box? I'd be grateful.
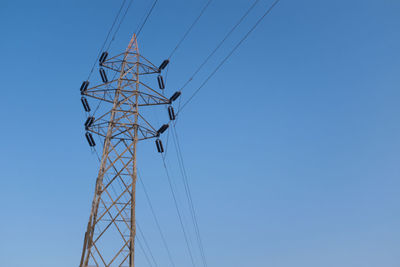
[0,0,399,266]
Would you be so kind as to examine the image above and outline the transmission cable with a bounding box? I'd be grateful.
[179,0,262,92]
[168,0,213,59]
[157,4,281,256]
[137,222,158,267]
[138,170,177,267]
[178,0,281,114]
[170,125,208,267]
[161,153,197,267]
[87,0,128,80]
[136,0,159,37]
[106,0,136,51]
[136,235,155,267]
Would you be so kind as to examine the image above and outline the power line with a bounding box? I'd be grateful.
[179,0,262,92]
[161,153,197,267]
[87,0,128,80]
[137,222,158,267]
[168,0,213,59]
[138,171,177,267]
[178,0,281,114]
[136,235,155,267]
[159,7,281,256]
[170,125,208,267]
[106,0,136,51]
[136,0,159,37]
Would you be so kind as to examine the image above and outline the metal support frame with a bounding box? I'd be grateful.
[79,34,168,267]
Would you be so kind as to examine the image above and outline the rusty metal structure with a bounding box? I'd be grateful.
[79,34,170,267]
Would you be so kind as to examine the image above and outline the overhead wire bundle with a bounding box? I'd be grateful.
[177,0,281,114]
[159,1,282,264]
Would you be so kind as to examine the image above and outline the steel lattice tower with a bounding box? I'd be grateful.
[79,34,170,267]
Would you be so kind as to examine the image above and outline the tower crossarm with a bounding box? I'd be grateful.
[101,52,160,75]
[82,80,170,106]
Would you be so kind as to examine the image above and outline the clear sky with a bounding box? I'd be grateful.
[0,0,399,266]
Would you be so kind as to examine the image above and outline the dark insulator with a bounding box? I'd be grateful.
[80,81,89,92]
[169,91,181,103]
[99,51,108,65]
[99,68,108,83]
[157,75,165,90]
[168,106,176,120]
[155,139,164,153]
[157,124,169,134]
[158,59,170,70]
[84,116,95,130]
[85,132,96,147]
[81,97,91,112]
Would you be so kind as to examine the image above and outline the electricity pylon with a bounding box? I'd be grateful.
[79,34,170,267]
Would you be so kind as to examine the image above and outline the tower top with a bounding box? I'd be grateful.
[126,33,138,53]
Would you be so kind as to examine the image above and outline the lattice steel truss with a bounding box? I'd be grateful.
[79,34,169,267]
